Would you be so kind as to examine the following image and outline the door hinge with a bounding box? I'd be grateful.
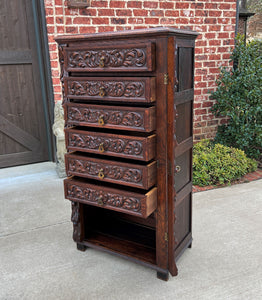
[164,73,169,85]
[165,232,168,242]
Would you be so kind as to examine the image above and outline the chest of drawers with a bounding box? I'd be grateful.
[56,27,198,281]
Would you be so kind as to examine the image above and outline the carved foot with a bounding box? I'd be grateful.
[77,243,88,251]
[157,270,169,281]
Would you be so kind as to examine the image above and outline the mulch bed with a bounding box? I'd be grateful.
[193,169,262,193]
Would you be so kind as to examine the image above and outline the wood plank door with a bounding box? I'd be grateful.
[0,0,52,168]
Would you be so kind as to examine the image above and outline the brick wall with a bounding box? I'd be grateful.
[44,0,237,141]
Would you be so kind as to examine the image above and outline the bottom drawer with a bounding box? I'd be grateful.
[64,178,157,218]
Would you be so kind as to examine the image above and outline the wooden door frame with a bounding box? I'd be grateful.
[31,0,55,161]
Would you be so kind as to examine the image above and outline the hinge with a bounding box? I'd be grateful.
[164,73,169,85]
[165,232,168,242]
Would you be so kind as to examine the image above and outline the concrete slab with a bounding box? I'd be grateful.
[0,162,261,299]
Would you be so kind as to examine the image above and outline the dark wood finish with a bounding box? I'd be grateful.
[0,0,51,168]
[64,42,155,73]
[65,153,157,189]
[64,103,156,132]
[64,178,157,218]
[64,77,156,104]
[56,27,198,280]
[65,128,156,161]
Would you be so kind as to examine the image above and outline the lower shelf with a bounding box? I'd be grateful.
[83,231,156,266]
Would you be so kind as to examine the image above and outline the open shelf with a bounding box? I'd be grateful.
[83,205,156,266]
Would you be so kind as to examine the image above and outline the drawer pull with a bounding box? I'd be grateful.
[99,87,106,97]
[98,169,105,179]
[98,115,105,126]
[99,56,105,67]
[99,143,105,153]
[97,196,104,206]
[175,165,181,173]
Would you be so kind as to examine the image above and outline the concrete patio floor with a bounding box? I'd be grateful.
[0,162,261,300]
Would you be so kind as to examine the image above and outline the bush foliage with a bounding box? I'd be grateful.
[211,35,262,161]
[193,140,257,187]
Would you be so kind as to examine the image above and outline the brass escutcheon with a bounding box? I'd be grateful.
[175,165,181,173]
[98,168,104,179]
[99,56,105,67]
[99,87,106,97]
[97,196,104,206]
[98,115,105,126]
[99,143,105,153]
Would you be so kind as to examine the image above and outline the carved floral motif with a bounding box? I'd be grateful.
[68,133,143,156]
[68,48,146,69]
[71,201,81,242]
[67,106,144,128]
[68,158,143,183]
[67,184,141,212]
[68,80,145,98]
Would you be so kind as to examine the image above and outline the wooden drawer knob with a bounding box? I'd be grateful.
[98,169,104,179]
[99,87,106,97]
[99,56,105,67]
[98,115,105,126]
[97,196,104,206]
[175,165,181,173]
[99,143,105,153]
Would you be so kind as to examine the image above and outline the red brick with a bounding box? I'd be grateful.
[91,0,108,8]
[116,9,132,16]
[56,25,64,33]
[56,17,63,24]
[209,10,222,17]
[79,26,96,34]
[223,11,236,17]
[144,2,158,9]
[196,40,207,47]
[205,3,218,9]
[218,32,229,39]
[205,18,218,24]
[165,11,179,17]
[98,9,115,16]
[195,10,208,17]
[48,44,57,52]
[208,25,221,31]
[209,39,221,46]
[110,1,125,8]
[65,17,72,25]
[203,61,216,67]
[79,9,97,16]
[47,26,55,34]
[195,109,207,115]
[191,3,204,9]
[145,18,159,25]
[133,9,148,16]
[45,8,54,16]
[46,16,54,24]
[160,18,175,25]
[196,68,207,75]
[219,4,231,10]
[190,18,204,24]
[98,26,115,32]
[218,18,231,24]
[50,60,58,68]
[55,0,62,5]
[160,2,174,9]
[52,77,61,85]
[205,33,216,39]
[55,7,63,15]
[150,10,164,17]
[66,26,78,33]
[92,17,109,24]
[73,17,91,24]
[195,62,202,68]
[127,1,142,8]
[128,18,143,25]
[222,53,231,60]
[176,3,190,9]
[175,18,189,25]
[111,18,127,25]
[202,101,214,108]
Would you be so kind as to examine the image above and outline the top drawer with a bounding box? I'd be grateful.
[64,42,155,73]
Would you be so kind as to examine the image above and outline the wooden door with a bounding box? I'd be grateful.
[0,0,51,168]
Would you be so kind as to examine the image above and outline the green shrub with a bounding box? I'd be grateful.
[211,35,262,161]
[193,140,258,186]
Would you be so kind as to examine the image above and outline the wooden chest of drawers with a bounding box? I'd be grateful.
[56,27,198,281]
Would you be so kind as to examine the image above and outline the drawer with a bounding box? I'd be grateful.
[64,77,155,103]
[65,129,156,161]
[65,153,157,189]
[64,103,156,132]
[64,42,155,72]
[64,178,157,218]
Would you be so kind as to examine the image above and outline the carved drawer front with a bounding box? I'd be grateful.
[64,178,157,218]
[65,153,157,189]
[64,103,156,132]
[64,77,156,103]
[65,129,156,161]
[64,42,155,72]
